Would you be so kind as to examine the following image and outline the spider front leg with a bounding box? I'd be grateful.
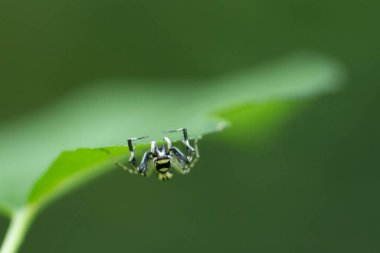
[170,147,190,174]
[137,151,153,175]
[127,138,138,168]
[136,140,159,175]
[166,128,195,160]
[127,136,149,174]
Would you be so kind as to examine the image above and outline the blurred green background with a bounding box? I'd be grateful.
[0,0,379,252]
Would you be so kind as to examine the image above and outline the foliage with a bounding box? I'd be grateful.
[0,54,343,253]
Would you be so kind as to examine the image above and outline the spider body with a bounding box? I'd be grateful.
[127,128,199,180]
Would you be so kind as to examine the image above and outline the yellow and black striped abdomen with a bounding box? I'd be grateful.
[155,158,171,173]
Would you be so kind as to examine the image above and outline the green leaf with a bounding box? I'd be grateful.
[0,53,344,218]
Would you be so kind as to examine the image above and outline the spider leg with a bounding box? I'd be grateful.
[115,161,137,174]
[138,151,153,175]
[127,138,138,168]
[170,146,190,173]
[187,138,200,170]
[163,137,172,149]
[170,147,189,163]
[127,136,148,172]
[166,128,195,159]
[166,128,201,173]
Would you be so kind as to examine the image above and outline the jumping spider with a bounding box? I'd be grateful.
[126,128,199,180]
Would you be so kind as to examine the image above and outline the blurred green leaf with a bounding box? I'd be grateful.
[219,100,303,144]
[0,54,344,217]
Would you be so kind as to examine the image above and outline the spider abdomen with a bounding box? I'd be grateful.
[155,158,171,172]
